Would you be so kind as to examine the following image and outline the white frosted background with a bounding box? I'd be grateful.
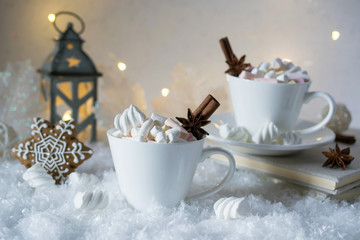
[0,0,359,128]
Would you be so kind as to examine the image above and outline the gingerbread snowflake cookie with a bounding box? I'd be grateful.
[12,118,93,184]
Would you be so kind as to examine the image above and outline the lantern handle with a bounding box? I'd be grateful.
[53,11,85,35]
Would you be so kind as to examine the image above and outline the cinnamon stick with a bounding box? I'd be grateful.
[219,37,235,64]
[335,133,356,144]
[193,94,220,120]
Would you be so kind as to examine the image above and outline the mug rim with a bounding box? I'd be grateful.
[107,128,205,145]
[226,73,312,86]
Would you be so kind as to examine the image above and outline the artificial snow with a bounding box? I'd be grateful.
[1,142,360,240]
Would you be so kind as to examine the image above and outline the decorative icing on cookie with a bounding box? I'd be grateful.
[11,117,93,184]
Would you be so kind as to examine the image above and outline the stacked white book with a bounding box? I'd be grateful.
[208,129,360,196]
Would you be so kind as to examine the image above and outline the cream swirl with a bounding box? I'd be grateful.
[74,189,109,211]
[252,122,281,144]
[22,163,55,188]
[219,123,250,142]
[113,105,146,136]
[214,197,249,220]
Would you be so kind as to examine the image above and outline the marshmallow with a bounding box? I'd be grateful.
[239,71,255,80]
[276,74,289,82]
[166,128,186,143]
[292,78,306,83]
[282,61,294,70]
[138,118,154,141]
[287,72,310,80]
[164,118,189,136]
[285,66,301,74]
[251,68,264,77]
[258,62,270,72]
[150,125,163,138]
[150,113,167,126]
[272,58,283,69]
[155,132,167,143]
[264,70,276,79]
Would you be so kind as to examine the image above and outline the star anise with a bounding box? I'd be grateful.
[176,108,211,140]
[322,143,354,170]
[225,54,251,76]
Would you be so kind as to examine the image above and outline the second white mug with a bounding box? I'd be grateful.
[227,74,336,136]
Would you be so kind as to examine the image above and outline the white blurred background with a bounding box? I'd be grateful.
[0,0,359,128]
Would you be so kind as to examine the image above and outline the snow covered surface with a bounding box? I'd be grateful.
[1,142,360,240]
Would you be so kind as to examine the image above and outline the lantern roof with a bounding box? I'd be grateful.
[38,23,102,77]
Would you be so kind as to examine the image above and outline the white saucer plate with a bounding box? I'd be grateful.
[205,113,335,156]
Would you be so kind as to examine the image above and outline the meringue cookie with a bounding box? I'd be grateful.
[214,197,249,220]
[252,122,282,144]
[219,124,250,142]
[279,131,302,145]
[22,163,55,188]
[74,189,109,210]
[67,172,100,190]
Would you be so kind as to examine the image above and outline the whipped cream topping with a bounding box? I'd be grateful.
[22,163,55,188]
[74,189,109,211]
[252,122,282,144]
[114,105,146,136]
[214,197,249,220]
[219,123,250,142]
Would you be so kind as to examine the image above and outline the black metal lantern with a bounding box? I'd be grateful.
[38,12,101,142]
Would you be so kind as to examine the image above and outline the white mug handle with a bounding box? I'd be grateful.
[186,147,236,200]
[298,91,336,135]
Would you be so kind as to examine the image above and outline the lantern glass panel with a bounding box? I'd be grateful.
[56,82,73,102]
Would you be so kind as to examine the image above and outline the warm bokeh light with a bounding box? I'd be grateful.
[117,62,127,71]
[332,30,340,41]
[62,110,72,121]
[161,88,170,97]
[282,58,292,62]
[48,13,56,23]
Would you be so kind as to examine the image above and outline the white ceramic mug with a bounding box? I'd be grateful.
[227,74,336,135]
[107,128,236,210]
